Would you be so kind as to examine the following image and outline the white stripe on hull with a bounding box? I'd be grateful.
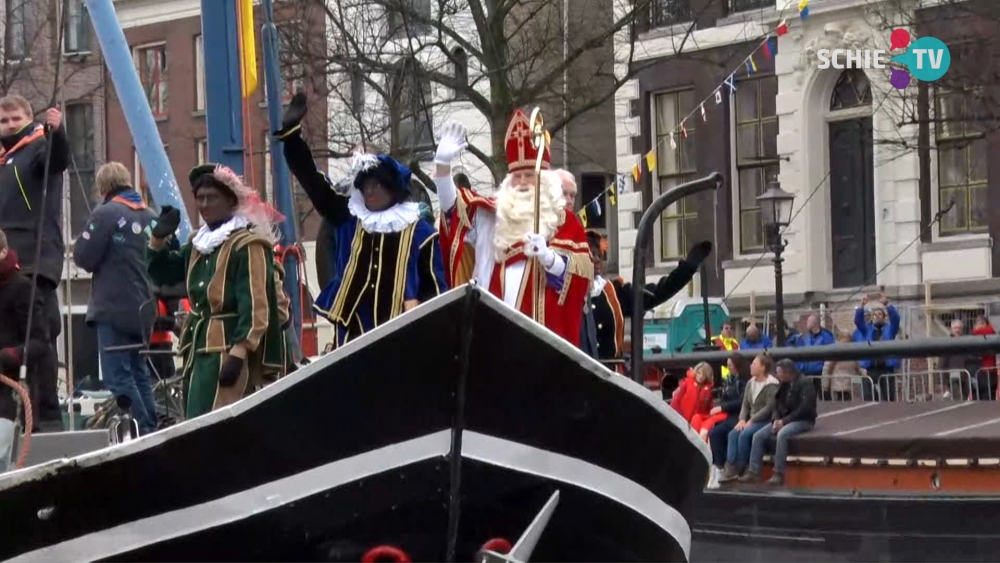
[8,431,691,562]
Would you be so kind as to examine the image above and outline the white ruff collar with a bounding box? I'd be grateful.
[347,190,421,234]
[591,275,607,297]
[192,216,249,254]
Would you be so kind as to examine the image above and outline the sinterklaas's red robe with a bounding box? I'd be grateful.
[439,187,592,346]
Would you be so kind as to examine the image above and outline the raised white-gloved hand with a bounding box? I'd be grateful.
[434,121,468,165]
[523,233,558,270]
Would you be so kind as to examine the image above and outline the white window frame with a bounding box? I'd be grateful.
[650,89,697,267]
[729,74,780,259]
[5,0,29,62]
[930,85,989,242]
[62,0,91,55]
[132,41,168,118]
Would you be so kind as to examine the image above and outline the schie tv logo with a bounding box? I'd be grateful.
[816,28,950,90]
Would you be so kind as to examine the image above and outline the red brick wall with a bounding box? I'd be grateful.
[104,7,328,240]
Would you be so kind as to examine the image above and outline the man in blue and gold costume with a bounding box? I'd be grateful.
[274,93,447,348]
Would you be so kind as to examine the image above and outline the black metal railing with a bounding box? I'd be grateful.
[729,0,773,13]
[631,172,723,383]
[651,0,692,28]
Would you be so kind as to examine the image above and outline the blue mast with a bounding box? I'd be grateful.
[200,0,246,172]
[84,0,192,241]
[260,0,304,351]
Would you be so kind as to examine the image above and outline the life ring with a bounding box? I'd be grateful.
[361,545,411,563]
[479,537,512,555]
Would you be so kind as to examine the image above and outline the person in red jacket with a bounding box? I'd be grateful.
[972,316,997,400]
[671,362,715,426]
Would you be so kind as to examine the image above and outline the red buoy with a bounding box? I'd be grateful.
[361,545,411,563]
[480,537,512,555]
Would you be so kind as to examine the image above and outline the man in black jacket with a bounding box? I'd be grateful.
[743,358,817,485]
[0,95,69,428]
[0,229,48,470]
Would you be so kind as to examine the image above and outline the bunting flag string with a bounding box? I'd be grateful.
[576,13,803,225]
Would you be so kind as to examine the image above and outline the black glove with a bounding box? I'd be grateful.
[218,355,244,387]
[152,316,176,332]
[152,206,181,239]
[0,347,21,375]
[274,91,307,136]
[684,241,713,266]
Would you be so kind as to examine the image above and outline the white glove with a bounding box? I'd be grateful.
[434,121,468,165]
[523,233,557,270]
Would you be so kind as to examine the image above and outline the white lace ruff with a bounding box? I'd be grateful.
[347,190,421,234]
[191,216,249,254]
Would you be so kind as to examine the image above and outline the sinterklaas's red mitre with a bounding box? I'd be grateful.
[504,108,551,173]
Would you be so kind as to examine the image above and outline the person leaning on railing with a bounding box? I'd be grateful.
[822,331,863,401]
[971,316,998,400]
[938,319,977,400]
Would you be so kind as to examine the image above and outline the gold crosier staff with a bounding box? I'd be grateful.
[528,107,550,323]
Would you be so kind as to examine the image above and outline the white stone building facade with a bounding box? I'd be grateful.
[614,0,996,326]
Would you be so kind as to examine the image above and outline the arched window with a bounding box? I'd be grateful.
[830,69,872,110]
[453,47,468,100]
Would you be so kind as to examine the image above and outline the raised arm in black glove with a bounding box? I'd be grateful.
[684,240,713,267]
[152,205,181,240]
[626,240,714,315]
[273,91,307,138]
[218,355,244,387]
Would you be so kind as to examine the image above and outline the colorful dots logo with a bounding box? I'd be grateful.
[888,28,951,90]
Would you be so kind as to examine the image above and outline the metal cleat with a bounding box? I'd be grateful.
[477,490,560,563]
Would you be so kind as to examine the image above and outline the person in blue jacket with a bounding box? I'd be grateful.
[854,293,900,401]
[795,314,835,399]
[740,324,772,351]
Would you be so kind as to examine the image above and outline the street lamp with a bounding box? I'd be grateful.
[756,178,795,347]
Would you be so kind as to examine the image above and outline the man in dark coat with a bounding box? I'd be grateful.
[0,228,48,470]
[744,359,817,486]
[0,95,69,428]
[73,162,158,434]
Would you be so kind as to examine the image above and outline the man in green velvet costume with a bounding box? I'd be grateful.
[147,164,291,419]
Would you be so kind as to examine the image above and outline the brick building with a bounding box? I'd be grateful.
[107,0,328,241]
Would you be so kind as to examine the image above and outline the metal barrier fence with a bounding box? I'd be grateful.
[804,375,876,402]
[803,370,997,402]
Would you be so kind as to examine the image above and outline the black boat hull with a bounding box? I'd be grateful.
[20,443,684,562]
[0,286,709,561]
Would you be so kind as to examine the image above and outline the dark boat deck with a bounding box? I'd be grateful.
[786,400,1000,460]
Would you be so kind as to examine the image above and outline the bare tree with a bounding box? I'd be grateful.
[1,0,102,108]
[858,0,1000,147]
[275,0,718,184]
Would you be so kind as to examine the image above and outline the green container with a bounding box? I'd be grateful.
[643,297,731,356]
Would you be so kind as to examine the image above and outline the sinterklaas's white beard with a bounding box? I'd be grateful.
[493,171,565,262]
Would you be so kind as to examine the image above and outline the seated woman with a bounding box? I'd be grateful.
[744,359,818,486]
[147,164,292,419]
[706,353,750,489]
[670,362,714,426]
[717,353,779,484]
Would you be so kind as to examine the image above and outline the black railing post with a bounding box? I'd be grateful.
[630,172,723,383]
